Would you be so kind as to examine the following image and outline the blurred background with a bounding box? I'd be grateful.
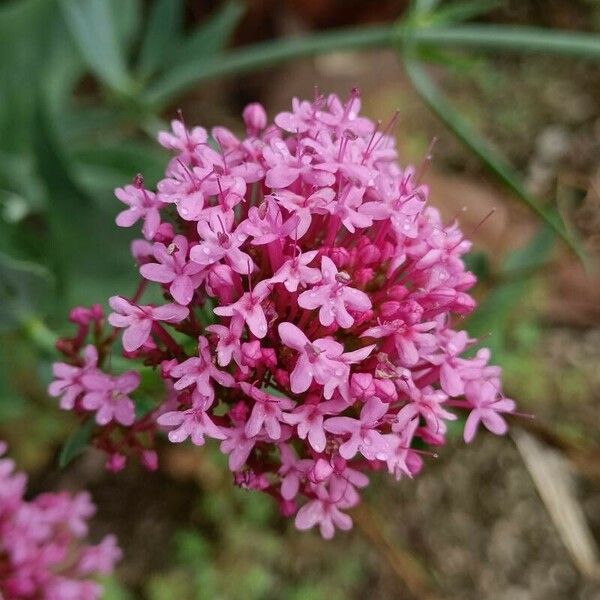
[1,0,599,598]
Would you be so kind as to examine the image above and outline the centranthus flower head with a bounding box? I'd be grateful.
[49,89,515,539]
[0,442,120,599]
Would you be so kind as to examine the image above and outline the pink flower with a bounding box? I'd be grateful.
[158,118,207,158]
[81,371,139,426]
[240,198,299,245]
[77,535,122,575]
[295,478,355,539]
[270,250,321,292]
[0,443,120,598]
[240,382,295,440]
[213,280,271,338]
[275,188,335,238]
[282,396,346,453]
[115,177,161,240]
[170,336,235,405]
[52,90,512,539]
[190,211,254,274]
[463,380,515,442]
[206,316,244,367]
[48,345,98,410]
[108,296,189,352]
[298,256,371,328]
[278,322,375,399]
[324,397,388,459]
[157,399,226,445]
[139,235,204,305]
[220,417,257,472]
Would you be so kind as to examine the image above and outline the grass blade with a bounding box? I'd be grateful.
[59,0,133,95]
[145,22,600,107]
[402,56,585,262]
[137,0,184,79]
[172,0,245,65]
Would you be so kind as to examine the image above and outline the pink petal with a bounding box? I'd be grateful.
[170,275,195,305]
[122,319,152,352]
[151,303,189,322]
[140,263,175,284]
[278,322,308,351]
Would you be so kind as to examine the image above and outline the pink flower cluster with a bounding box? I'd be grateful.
[0,442,121,599]
[49,90,515,538]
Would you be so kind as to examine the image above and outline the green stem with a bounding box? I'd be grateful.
[146,23,600,106]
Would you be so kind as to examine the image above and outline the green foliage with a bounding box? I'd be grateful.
[0,252,54,333]
[59,417,95,467]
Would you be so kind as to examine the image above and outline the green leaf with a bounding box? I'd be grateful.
[501,223,555,274]
[59,0,133,95]
[173,0,245,65]
[427,0,501,25]
[137,0,184,79]
[0,252,54,334]
[401,56,585,262]
[145,22,600,108]
[465,225,554,355]
[59,418,95,468]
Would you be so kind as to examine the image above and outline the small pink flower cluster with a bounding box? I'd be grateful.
[0,442,121,599]
[49,90,515,538]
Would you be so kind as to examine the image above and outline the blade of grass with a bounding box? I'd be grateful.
[171,0,245,66]
[425,0,502,25]
[137,0,184,80]
[145,23,600,106]
[402,56,585,262]
[59,0,134,95]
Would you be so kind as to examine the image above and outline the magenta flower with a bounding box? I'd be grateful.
[278,322,375,399]
[213,280,271,338]
[157,399,226,446]
[48,345,98,410]
[115,177,161,240]
[294,479,355,539]
[270,250,321,292]
[190,210,254,274]
[298,255,371,328]
[107,296,189,352]
[276,188,335,238]
[240,382,295,440]
[463,380,515,442]
[139,235,204,305]
[240,198,299,245]
[283,396,346,452]
[206,315,244,367]
[81,371,139,426]
[0,443,120,599]
[157,118,207,158]
[50,90,513,539]
[324,397,388,459]
[170,336,235,405]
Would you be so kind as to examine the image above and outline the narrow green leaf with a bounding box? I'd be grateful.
[137,0,184,79]
[402,56,584,262]
[172,0,245,65]
[144,22,600,107]
[0,252,54,334]
[501,223,555,274]
[59,0,133,94]
[59,418,95,467]
[427,0,501,25]
[465,225,554,355]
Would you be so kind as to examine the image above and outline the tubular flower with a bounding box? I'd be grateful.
[0,442,120,599]
[49,90,514,538]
